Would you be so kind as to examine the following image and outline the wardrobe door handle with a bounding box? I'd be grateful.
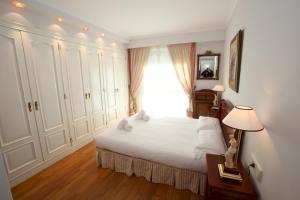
[28,102,32,112]
[85,93,88,99]
[34,101,39,111]
[88,93,91,99]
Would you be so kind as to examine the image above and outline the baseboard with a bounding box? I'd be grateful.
[9,137,93,188]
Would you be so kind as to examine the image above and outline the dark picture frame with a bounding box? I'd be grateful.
[229,30,244,92]
[196,51,220,80]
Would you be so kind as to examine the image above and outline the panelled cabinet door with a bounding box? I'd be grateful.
[103,51,119,123]
[86,48,106,134]
[114,53,129,118]
[0,27,43,179]
[60,42,92,146]
[21,33,71,160]
[122,54,129,116]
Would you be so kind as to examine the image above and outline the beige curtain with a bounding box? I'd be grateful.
[168,43,196,114]
[128,47,150,114]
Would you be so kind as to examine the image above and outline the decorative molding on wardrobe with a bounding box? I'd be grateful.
[9,138,93,187]
[0,20,127,51]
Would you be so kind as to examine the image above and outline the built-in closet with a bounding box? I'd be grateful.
[0,26,128,186]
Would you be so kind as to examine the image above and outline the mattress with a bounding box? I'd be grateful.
[94,116,226,173]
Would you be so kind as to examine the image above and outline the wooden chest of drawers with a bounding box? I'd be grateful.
[192,89,216,118]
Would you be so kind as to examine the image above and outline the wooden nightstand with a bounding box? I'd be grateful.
[209,106,220,118]
[205,154,257,200]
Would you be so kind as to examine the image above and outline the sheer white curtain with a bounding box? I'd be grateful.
[142,47,188,117]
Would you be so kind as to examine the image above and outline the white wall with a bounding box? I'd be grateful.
[195,41,224,90]
[128,30,224,48]
[222,0,300,199]
[0,154,12,200]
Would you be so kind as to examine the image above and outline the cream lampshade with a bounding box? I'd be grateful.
[212,84,225,92]
[222,105,263,169]
[222,105,263,131]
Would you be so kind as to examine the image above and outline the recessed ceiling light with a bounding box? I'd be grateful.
[56,17,64,23]
[82,27,89,32]
[12,1,25,8]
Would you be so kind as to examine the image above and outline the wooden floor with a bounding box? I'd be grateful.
[12,142,203,200]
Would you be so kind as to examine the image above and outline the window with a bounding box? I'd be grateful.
[142,47,188,117]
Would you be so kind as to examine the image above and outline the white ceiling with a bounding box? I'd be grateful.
[30,0,237,40]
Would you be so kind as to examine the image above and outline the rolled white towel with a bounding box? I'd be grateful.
[124,124,133,132]
[117,118,128,129]
[117,118,133,132]
[135,110,146,120]
[142,115,150,122]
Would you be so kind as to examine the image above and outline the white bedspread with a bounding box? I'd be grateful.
[94,116,225,173]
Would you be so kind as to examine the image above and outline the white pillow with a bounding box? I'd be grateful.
[197,116,220,133]
[194,129,226,159]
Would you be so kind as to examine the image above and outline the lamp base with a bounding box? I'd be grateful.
[218,164,242,181]
[213,94,219,107]
[224,165,240,175]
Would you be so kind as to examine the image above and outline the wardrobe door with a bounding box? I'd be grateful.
[86,48,106,133]
[103,51,119,123]
[61,42,92,145]
[122,54,129,116]
[22,33,71,160]
[114,53,129,118]
[0,27,43,179]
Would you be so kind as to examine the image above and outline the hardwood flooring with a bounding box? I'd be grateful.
[12,142,203,200]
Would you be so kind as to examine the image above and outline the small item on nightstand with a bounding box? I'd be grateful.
[218,164,243,181]
[209,106,220,118]
[224,166,240,175]
[211,106,219,110]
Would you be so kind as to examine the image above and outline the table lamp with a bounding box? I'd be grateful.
[212,84,225,107]
[222,105,263,171]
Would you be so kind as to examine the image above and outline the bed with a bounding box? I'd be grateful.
[94,100,236,195]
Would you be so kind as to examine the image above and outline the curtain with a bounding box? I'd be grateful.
[168,43,196,114]
[128,47,150,114]
[142,47,188,117]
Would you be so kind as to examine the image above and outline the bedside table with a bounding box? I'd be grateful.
[209,106,220,118]
[205,154,257,200]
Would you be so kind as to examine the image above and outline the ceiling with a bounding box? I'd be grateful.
[30,0,237,40]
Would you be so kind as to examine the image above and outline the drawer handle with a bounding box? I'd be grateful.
[28,102,32,112]
[34,101,39,111]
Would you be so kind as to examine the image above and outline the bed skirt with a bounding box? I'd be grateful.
[96,148,206,195]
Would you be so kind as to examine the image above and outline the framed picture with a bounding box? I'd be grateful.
[197,51,220,80]
[229,30,244,92]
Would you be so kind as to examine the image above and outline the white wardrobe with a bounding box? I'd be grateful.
[0,26,128,186]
